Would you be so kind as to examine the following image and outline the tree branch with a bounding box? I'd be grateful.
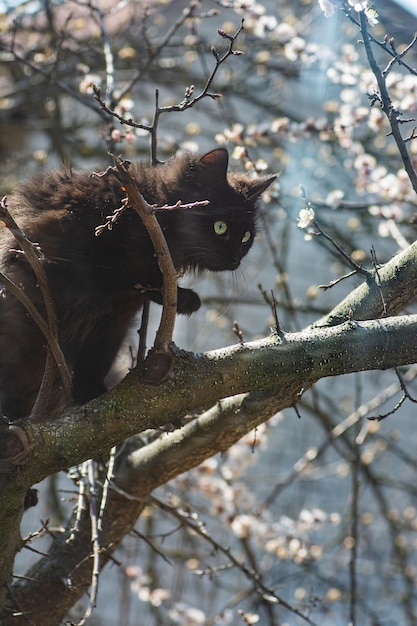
[0,198,72,414]
[3,311,417,624]
[312,240,417,328]
[94,19,244,163]
[109,157,178,382]
[3,237,417,623]
[2,313,414,490]
[359,11,417,195]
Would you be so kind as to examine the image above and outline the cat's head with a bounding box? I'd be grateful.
[163,148,276,273]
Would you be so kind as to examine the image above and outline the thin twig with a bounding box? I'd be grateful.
[369,246,387,316]
[85,460,101,623]
[359,11,417,195]
[131,529,173,566]
[98,447,117,531]
[0,269,71,407]
[67,465,88,543]
[299,189,372,283]
[66,461,101,626]
[94,196,209,237]
[0,198,72,413]
[4,39,105,118]
[232,320,244,345]
[349,424,360,625]
[89,0,115,103]
[94,20,244,163]
[315,221,370,279]
[117,0,201,103]
[342,2,417,77]
[368,366,417,421]
[382,34,417,78]
[151,496,319,626]
[318,270,357,291]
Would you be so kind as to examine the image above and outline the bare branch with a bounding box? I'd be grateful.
[0,198,72,414]
[359,11,417,195]
[109,157,178,382]
[117,0,201,102]
[342,3,417,77]
[151,496,320,626]
[94,20,245,162]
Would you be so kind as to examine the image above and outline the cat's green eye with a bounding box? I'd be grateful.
[214,220,228,236]
[241,230,251,244]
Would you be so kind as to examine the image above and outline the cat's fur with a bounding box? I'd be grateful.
[0,148,275,420]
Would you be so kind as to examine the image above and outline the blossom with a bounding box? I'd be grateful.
[365,7,378,26]
[347,0,378,25]
[318,0,335,18]
[348,0,369,10]
[297,207,315,229]
[79,74,101,94]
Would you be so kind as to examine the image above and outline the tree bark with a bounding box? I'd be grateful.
[2,241,417,624]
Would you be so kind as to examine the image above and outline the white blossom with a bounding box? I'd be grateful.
[297,207,315,229]
[365,7,378,26]
[318,0,335,18]
[348,0,369,11]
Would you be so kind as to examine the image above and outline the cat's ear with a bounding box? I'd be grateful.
[247,175,277,200]
[198,148,229,181]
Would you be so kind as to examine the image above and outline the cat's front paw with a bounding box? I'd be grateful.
[177,288,201,315]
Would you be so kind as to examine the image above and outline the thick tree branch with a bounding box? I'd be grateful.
[2,233,417,622]
[312,240,417,327]
[3,312,417,624]
[5,313,417,489]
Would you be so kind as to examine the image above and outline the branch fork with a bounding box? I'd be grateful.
[109,156,178,383]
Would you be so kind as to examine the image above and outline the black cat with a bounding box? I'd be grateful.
[0,148,275,420]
